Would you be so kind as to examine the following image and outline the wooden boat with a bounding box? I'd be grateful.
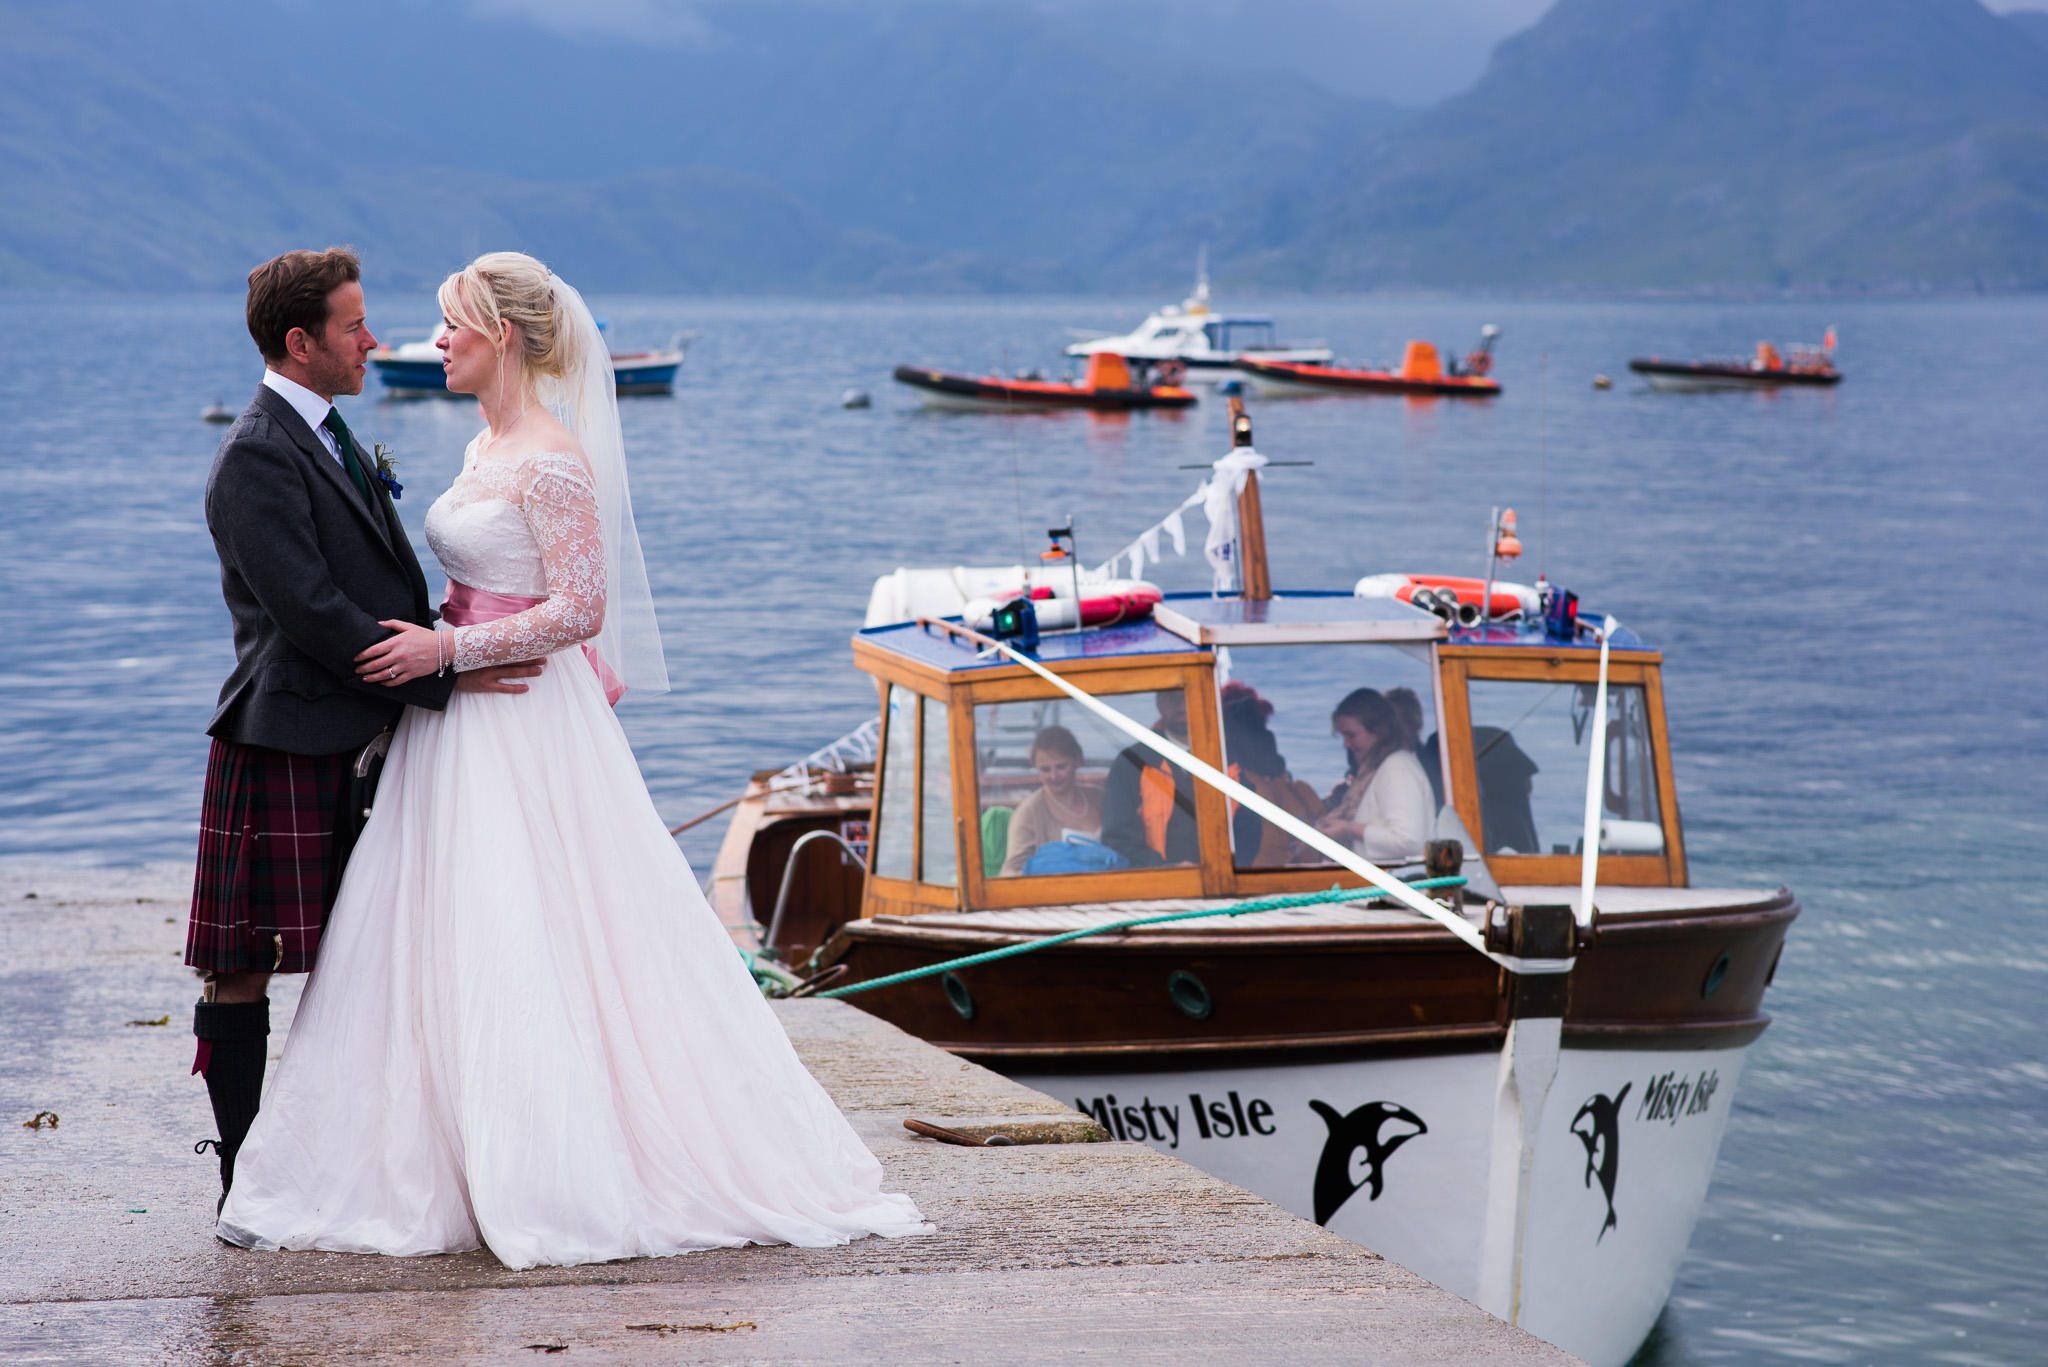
[370,323,693,397]
[1629,335,1840,391]
[1237,327,1502,398]
[894,352,1198,412]
[710,410,1794,1367]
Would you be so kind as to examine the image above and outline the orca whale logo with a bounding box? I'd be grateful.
[1307,1100,1427,1224]
[1570,1083,1631,1243]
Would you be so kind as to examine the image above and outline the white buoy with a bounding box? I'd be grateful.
[201,399,234,423]
[841,389,872,409]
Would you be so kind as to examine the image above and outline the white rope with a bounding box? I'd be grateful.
[929,622,1572,975]
[1575,616,1616,927]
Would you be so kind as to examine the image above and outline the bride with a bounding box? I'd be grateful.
[216,253,928,1268]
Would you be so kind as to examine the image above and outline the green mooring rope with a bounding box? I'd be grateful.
[809,876,1468,1000]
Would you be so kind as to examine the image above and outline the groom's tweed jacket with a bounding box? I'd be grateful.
[205,384,455,755]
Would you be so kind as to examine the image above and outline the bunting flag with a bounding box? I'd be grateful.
[1086,453,1273,591]
[1085,483,1212,584]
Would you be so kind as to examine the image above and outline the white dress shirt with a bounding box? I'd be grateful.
[262,368,343,465]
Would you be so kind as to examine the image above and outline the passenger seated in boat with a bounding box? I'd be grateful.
[999,725,1105,876]
[1316,687,1435,864]
[1101,689,1200,868]
[1469,725,1539,855]
[1220,681,1321,866]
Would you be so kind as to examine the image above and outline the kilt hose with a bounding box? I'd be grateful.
[185,735,384,976]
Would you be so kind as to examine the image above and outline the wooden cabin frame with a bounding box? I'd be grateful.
[1436,644,1687,888]
[851,624,1689,921]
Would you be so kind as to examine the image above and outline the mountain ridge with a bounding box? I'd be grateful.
[6,0,2048,292]
[1245,0,2048,290]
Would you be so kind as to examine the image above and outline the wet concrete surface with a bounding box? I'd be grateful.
[1,862,1581,1365]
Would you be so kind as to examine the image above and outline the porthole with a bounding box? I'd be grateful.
[1701,952,1733,1000]
[941,971,975,1021]
[1168,970,1213,1021]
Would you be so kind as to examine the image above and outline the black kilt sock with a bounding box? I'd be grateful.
[194,999,270,1202]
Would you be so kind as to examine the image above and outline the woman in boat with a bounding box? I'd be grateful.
[1000,725,1104,875]
[1101,689,1200,868]
[1220,681,1321,866]
[1316,686,1435,864]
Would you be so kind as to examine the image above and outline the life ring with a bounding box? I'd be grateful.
[1153,359,1187,387]
[1353,573,1538,622]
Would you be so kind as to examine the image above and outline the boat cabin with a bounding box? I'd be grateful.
[848,592,1687,924]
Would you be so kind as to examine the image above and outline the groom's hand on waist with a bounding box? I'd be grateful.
[457,660,547,695]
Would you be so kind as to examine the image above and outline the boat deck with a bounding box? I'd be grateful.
[869,885,1783,942]
[877,897,1455,937]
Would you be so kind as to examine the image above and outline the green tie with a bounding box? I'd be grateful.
[321,409,375,505]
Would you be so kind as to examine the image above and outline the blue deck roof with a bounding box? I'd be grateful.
[856,590,1649,675]
[857,614,1207,675]
[1442,617,1649,651]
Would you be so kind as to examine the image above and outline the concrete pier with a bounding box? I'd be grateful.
[1,863,1581,1365]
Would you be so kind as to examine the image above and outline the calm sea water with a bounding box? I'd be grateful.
[2,292,2041,1363]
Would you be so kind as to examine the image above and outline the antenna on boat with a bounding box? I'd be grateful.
[1538,351,1549,582]
[1002,345,1029,566]
[1043,518,1082,623]
[1229,397,1272,602]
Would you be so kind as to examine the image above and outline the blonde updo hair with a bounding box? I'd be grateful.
[437,251,580,387]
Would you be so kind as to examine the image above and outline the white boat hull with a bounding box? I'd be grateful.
[1064,346,1335,381]
[1239,368,1355,398]
[1012,1038,1749,1367]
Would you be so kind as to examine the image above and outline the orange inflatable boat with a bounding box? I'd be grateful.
[1235,329,1502,398]
[895,352,1198,411]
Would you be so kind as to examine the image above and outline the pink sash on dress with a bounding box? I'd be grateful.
[442,579,626,707]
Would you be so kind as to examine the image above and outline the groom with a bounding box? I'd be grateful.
[185,247,541,1206]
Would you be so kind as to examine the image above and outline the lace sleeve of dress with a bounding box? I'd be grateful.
[451,452,608,671]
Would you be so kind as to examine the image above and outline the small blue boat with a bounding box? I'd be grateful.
[371,322,694,397]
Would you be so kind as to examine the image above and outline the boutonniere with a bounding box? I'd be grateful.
[371,444,404,500]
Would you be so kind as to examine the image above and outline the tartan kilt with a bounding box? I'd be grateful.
[185,737,372,975]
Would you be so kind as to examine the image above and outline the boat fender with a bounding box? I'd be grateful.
[1409,586,1480,627]
[962,580,1162,632]
[1354,574,1538,621]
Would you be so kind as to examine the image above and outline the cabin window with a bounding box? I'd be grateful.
[973,689,1205,878]
[1464,680,1663,857]
[871,685,917,880]
[920,697,958,887]
[1218,644,1442,869]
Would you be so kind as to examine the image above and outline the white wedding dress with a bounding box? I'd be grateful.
[217,444,928,1268]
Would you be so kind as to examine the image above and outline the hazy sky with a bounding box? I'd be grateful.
[470,0,2048,106]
